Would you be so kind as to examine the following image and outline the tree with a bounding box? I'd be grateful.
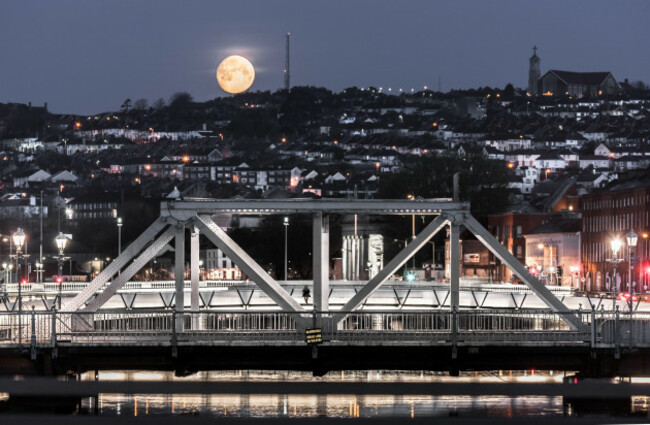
[133,98,148,110]
[120,98,132,114]
[152,98,166,110]
[503,83,515,101]
[169,92,193,109]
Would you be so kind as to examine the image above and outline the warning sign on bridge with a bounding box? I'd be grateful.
[305,328,323,344]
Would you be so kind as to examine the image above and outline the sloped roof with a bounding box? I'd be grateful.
[547,70,613,86]
[526,218,580,235]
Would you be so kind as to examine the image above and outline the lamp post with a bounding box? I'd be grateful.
[35,262,43,285]
[608,238,623,312]
[117,217,123,256]
[626,230,639,346]
[283,217,289,284]
[12,228,26,343]
[117,217,123,276]
[55,232,68,310]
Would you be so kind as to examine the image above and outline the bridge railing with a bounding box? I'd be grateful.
[0,309,648,349]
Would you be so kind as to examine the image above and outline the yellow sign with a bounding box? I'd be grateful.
[305,328,323,344]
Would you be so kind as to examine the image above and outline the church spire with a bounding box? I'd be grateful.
[528,45,541,96]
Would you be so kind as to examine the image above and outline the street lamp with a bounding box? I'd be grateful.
[626,229,639,311]
[608,238,623,311]
[12,228,25,343]
[35,262,43,284]
[55,232,68,310]
[283,217,289,284]
[117,217,123,256]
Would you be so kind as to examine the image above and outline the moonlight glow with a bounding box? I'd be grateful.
[216,55,255,94]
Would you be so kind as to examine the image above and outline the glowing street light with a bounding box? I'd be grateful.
[608,238,624,311]
[283,217,289,284]
[55,232,68,310]
[12,228,26,342]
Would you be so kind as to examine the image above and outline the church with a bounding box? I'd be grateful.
[527,47,621,98]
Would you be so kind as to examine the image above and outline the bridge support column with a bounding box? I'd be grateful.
[190,227,200,330]
[449,220,460,312]
[313,213,329,316]
[174,225,185,333]
[449,219,460,356]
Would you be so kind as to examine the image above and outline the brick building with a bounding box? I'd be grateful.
[580,172,650,293]
[487,207,551,283]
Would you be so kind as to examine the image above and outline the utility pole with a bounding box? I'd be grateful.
[39,190,43,283]
[284,33,290,91]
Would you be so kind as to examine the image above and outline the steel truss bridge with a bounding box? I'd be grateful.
[0,198,648,376]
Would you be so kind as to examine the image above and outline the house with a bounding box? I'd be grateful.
[523,217,581,288]
[13,169,51,188]
[538,70,621,98]
[50,170,78,183]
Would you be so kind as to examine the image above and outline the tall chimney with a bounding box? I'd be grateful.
[284,33,290,91]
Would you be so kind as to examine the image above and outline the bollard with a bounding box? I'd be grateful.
[615,305,620,359]
[171,311,178,358]
[30,306,37,360]
[590,308,595,347]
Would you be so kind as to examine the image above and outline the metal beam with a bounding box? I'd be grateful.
[449,221,460,312]
[64,218,168,311]
[82,227,176,312]
[462,214,586,331]
[190,227,200,329]
[194,215,303,312]
[335,214,447,322]
[313,213,329,312]
[174,225,185,333]
[161,199,469,219]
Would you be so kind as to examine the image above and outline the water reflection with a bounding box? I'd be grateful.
[75,370,574,418]
[83,393,564,418]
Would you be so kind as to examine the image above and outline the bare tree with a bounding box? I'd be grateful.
[133,98,148,110]
[152,98,166,110]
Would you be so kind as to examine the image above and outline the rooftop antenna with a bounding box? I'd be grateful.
[284,32,291,91]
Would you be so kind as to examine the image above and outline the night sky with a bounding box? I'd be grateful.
[2,0,649,114]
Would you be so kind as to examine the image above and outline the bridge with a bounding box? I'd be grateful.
[0,198,648,376]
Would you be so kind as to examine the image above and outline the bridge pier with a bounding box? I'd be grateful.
[174,225,185,333]
[190,227,200,330]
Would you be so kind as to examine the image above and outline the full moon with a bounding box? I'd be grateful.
[216,55,255,94]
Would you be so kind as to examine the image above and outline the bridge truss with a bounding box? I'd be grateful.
[63,199,586,331]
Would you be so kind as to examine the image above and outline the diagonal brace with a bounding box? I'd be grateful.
[334,214,448,323]
[82,227,176,312]
[194,214,303,312]
[462,214,587,331]
[64,217,168,311]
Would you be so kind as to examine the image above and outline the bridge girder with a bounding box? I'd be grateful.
[61,198,585,332]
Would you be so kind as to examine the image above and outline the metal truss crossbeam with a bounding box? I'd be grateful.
[82,227,176,312]
[64,218,168,311]
[334,214,448,322]
[161,199,469,219]
[462,214,586,331]
[194,214,304,312]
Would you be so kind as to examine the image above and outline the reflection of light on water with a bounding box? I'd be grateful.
[83,393,563,418]
[74,370,585,418]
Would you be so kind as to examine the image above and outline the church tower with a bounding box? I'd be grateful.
[528,46,541,96]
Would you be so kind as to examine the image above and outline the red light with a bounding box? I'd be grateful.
[20,279,28,284]
[573,377,578,384]
[56,277,62,283]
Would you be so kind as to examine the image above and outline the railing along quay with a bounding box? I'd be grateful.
[1,309,649,353]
